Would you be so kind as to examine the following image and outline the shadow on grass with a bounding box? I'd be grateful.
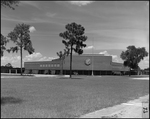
[1,97,23,105]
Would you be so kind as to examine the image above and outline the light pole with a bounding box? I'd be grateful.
[91,38,94,76]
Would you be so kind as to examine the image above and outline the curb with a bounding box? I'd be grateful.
[80,95,149,118]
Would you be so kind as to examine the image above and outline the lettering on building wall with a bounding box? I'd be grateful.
[40,64,60,67]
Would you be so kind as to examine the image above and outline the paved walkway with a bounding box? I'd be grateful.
[80,95,149,118]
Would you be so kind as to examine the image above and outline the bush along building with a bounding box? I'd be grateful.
[24,54,129,75]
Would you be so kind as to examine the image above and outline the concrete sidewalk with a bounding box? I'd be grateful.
[1,73,70,78]
[80,95,149,118]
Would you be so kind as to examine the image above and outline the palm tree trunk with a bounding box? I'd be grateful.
[70,45,73,78]
[20,45,23,76]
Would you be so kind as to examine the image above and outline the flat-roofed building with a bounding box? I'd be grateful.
[24,54,129,75]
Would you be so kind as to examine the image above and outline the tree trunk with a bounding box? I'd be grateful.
[61,58,63,75]
[129,68,131,76]
[137,69,140,75]
[70,45,73,78]
[20,46,23,76]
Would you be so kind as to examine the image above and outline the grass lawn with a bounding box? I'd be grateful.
[1,75,149,118]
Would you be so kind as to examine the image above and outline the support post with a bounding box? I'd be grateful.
[9,69,11,74]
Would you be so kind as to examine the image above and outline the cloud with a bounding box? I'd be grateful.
[99,51,119,62]
[20,1,40,9]
[84,45,94,50]
[139,56,149,69]
[23,52,55,62]
[31,18,64,25]
[68,1,94,6]
[99,51,108,55]
[1,53,56,67]
[23,52,42,61]
[38,56,55,61]
[1,17,64,26]
[1,55,21,64]
[45,12,57,18]
[29,26,36,33]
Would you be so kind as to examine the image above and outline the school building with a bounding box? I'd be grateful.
[24,54,129,75]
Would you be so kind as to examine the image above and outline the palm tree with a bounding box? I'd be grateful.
[57,49,69,75]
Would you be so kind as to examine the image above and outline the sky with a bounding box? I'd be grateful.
[1,1,149,69]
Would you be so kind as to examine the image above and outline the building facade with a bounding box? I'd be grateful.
[24,54,129,75]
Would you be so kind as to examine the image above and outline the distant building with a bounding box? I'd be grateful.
[1,66,24,74]
[143,68,149,75]
[24,54,129,75]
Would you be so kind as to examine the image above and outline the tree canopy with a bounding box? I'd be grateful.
[5,63,13,68]
[57,49,69,60]
[7,23,35,75]
[7,23,34,54]
[120,45,148,70]
[1,0,19,56]
[59,22,87,78]
[1,0,19,10]
[1,34,8,57]
[60,22,87,55]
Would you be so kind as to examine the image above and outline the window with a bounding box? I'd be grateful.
[57,64,60,67]
[51,64,53,67]
[40,65,42,67]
